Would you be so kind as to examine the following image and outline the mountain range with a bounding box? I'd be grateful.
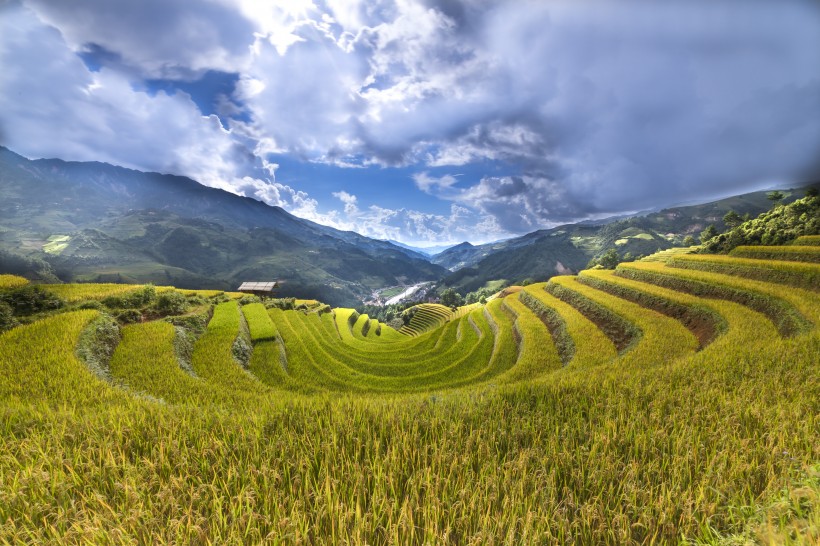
[1,146,815,305]
[432,185,815,293]
[0,147,444,306]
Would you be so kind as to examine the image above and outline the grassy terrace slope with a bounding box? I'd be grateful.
[0,243,818,544]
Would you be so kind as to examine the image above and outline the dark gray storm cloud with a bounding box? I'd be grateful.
[2,0,819,242]
[23,0,256,79]
[369,0,820,218]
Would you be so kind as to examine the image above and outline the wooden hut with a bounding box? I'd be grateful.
[237,281,278,299]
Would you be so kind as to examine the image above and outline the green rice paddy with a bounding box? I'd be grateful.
[0,238,818,544]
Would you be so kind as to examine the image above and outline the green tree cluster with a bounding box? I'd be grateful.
[439,288,464,310]
[0,285,64,316]
[465,287,494,304]
[703,190,819,253]
[587,248,622,270]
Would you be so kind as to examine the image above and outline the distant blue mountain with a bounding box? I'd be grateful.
[386,240,456,257]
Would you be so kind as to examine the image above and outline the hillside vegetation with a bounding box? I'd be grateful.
[0,237,818,544]
[0,147,445,306]
[703,192,820,253]
[435,185,818,294]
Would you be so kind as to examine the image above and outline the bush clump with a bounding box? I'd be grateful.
[116,309,143,324]
[0,301,18,332]
[75,313,121,380]
[401,307,417,326]
[102,285,157,310]
[210,292,231,303]
[76,299,104,311]
[166,313,209,338]
[265,298,295,310]
[154,291,189,316]
[0,285,64,315]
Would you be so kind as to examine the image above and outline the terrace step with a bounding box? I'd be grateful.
[546,276,641,355]
[616,262,817,336]
[521,283,617,368]
[547,276,698,367]
[192,301,269,395]
[494,293,562,383]
[0,310,120,407]
[578,269,727,350]
[729,245,820,263]
[399,303,453,336]
[640,246,699,263]
[667,254,820,291]
[792,235,820,246]
[111,321,210,405]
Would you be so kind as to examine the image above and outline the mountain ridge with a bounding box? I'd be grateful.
[434,183,818,293]
[0,147,446,306]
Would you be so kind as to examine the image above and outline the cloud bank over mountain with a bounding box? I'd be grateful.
[1,0,819,244]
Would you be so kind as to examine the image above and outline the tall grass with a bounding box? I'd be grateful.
[1,328,816,543]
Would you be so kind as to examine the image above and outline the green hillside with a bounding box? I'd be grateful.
[1,237,818,544]
[0,147,446,306]
[435,184,819,293]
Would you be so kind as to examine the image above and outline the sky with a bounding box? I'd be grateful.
[1,0,819,246]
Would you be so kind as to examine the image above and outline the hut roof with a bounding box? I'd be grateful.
[237,281,278,292]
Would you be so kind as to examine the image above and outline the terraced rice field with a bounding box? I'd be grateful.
[398,302,454,336]
[40,282,174,302]
[640,245,699,262]
[0,274,29,289]
[794,235,820,246]
[730,244,820,263]
[0,238,818,544]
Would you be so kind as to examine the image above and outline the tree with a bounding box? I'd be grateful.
[0,301,18,332]
[767,190,785,204]
[439,288,464,310]
[598,248,620,269]
[401,307,416,325]
[807,187,819,197]
[722,210,743,228]
[700,224,718,243]
[682,235,696,246]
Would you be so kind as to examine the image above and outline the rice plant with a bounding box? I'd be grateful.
[0,247,818,544]
[0,274,29,289]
